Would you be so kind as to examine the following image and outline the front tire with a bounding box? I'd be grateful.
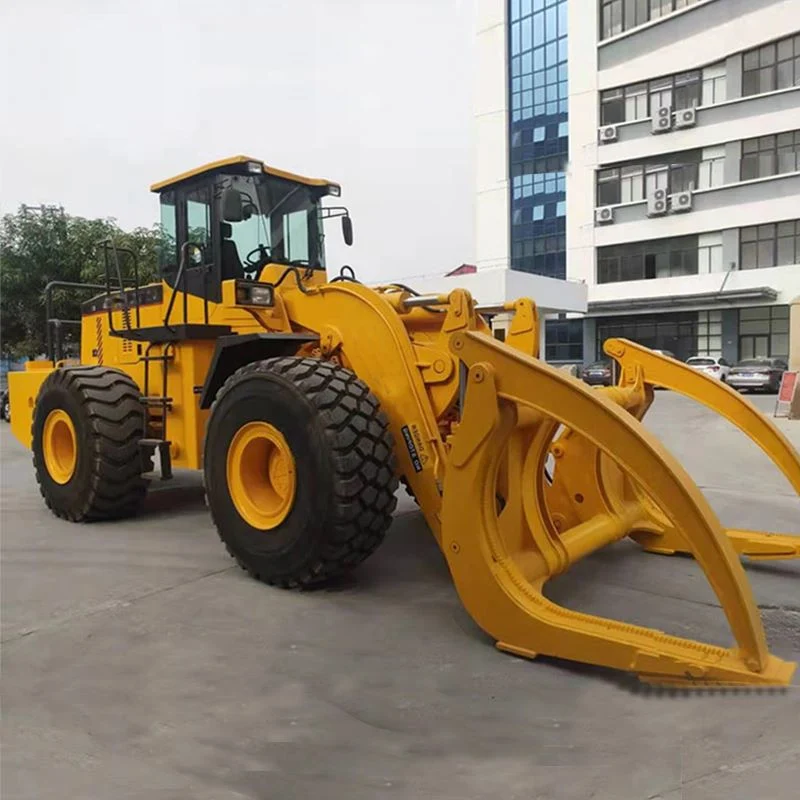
[32,367,149,521]
[204,357,398,588]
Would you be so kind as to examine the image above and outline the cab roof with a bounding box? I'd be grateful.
[149,155,339,193]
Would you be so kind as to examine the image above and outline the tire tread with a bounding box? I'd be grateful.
[209,357,398,587]
[33,366,148,522]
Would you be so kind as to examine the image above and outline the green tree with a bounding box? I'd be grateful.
[0,206,161,358]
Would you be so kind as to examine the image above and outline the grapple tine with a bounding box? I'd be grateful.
[633,527,800,560]
[594,339,800,563]
[443,331,795,688]
[604,338,800,495]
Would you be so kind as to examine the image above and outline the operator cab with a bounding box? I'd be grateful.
[151,155,351,302]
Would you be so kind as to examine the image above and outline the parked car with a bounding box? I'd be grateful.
[581,360,614,386]
[686,355,731,381]
[726,357,788,394]
[1,389,9,423]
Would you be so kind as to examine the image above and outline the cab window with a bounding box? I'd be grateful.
[186,186,212,264]
[283,209,310,262]
[158,191,177,272]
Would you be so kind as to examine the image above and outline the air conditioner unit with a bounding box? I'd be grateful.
[595,206,615,224]
[651,104,673,135]
[674,107,697,129]
[670,191,693,212]
[647,187,668,216]
[598,124,618,144]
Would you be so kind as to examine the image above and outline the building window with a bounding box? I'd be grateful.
[698,240,723,273]
[696,310,723,356]
[596,151,703,206]
[545,318,583,362]
[600,0,701,41]
[701,63,727,105]
[672,70,702,110]
[742,35,800,97]
[597,168,621,205]
[697,148,725,189]
[598,236,699,283]
[741,131,800,180]
[648,75,673,113]
[596,311,699,363]
[600,71,702,125]
[738,306,790,359]
[741,219,800,269]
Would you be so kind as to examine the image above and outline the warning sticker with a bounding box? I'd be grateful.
[401,425,424,473]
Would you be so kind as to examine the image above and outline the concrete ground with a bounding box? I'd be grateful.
[2,392,799,800]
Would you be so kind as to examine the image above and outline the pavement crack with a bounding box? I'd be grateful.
[760,604,800,614]
[600,580,722,610]
[1,565,236,645]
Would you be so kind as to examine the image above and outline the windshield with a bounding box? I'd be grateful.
[687,357,715,365]
[220,173,325,268]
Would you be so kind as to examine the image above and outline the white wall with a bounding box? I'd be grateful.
[400,267,587,313]
[594,177,800,246]
[475,0,509,271]
[597,89,800,165]
[565,0,599,288]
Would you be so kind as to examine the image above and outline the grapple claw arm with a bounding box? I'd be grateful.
[603,339,800,560]
[605,338,800,495]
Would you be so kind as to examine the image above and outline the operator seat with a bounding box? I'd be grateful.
[220,222,243,280]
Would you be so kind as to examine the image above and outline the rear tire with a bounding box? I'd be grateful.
[204,357,398,588]
[32,367,149,521]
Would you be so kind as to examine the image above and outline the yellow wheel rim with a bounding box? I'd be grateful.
[226,421,297,530]
[43,409,77,484]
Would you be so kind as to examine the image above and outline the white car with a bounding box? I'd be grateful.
[686,356,731,381]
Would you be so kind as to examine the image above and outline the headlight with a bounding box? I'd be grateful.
[235,281,274,307]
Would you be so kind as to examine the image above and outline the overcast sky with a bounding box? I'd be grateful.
[0,0,475,282]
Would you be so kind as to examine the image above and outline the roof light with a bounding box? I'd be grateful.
[246,161,263,173]
[327,184,341,197]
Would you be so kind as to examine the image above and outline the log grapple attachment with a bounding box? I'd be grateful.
[441,330,798,687]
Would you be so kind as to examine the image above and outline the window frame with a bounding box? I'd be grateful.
[741,219,800,269]
[600,70,703,125]
[597,235,700,283]
[600,0,701,41]
[742,34,800,98]
[741,130,800,180]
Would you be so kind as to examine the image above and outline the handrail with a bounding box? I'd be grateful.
[164,242,208,330]
[95,239,141,333]
[43,281,107,362]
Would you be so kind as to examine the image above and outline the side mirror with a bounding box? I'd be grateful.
[341,215,353,246]
[222,188,244,222]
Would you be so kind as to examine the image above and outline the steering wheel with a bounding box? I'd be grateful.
[244,245,271,267]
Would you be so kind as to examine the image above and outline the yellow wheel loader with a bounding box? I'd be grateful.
[9,155,800,687]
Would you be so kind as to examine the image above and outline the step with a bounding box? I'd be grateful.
[141,396,173,406]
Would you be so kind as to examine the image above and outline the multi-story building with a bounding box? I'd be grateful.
[571,0,800,365]
[475,0,800,365]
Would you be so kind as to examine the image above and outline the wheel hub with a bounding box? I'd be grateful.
[43,409,77,484]
[226,421,296,530]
